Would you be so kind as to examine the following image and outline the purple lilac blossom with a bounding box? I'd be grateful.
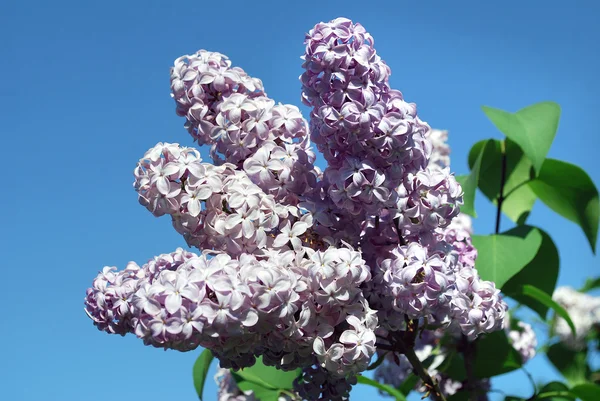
[506,320,537,363]
[86,245,377,374]
[301,17,431,214]
[85,17,510,401]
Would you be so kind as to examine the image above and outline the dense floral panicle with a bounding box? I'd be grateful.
[133,142,316,256]
[427,129,451,170]
[85,246,376,375]
[170,50,265,145]
[441,213,477,270]
[170,52,322,205]
[301,18,432,214]
[86,18,512,401]
[553,286,600,349]
[84,248,196,335]
[506,321,537,363]
[449,264,507,339]
[375,243,455,320]
[396,167,463,238]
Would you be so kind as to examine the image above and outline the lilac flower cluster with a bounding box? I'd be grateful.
[553,286,600,350]
[170,50,319,207]
[363,128,506,338]
[84,17,511,401]
[506,320,537,363]
[301,17,433,214]
[133,142,314,256]
[84,248,197,337]
[86,245,377,375]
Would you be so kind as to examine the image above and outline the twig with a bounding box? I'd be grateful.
[381,320,447,401]
[495,140,507,235]
[402,345,447,401]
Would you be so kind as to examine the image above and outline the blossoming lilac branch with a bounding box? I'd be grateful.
[83,17,511,401]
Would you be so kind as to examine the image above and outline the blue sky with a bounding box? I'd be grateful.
[1,0,599,400]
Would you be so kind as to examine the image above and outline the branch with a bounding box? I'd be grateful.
[385,321,447,401]
[402,345,447,401]
[495,140,507,234]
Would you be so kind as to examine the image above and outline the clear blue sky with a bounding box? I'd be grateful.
[1,1,599,400]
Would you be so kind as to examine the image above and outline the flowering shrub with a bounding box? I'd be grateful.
[85,17,600,401]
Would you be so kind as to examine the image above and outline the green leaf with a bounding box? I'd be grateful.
[535,381,573,400]
[233,376,281,401]
[502,183,538,225]
[232,356,300,391]
[398,373,419,396]
[547,342,588,386]
[468,139,537,224]
[356,375,408,401]
[528,159,599,253]
[473,330,523,378]
[481,101,561,175]
[571,383,600,401]
[502,229,559,319]
[472,225,543,288]
[457,139,495,217]
[443,332,522,380]
[580,277,600,293]
[521,285,576,337]
[505,397,526,401]
[192,349,214,400]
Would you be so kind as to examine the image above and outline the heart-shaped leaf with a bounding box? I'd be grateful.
[481,101,560,175]
[528,158,599,253]
[192,349,214,400]
[502,229,559,319]
[472,225,543,288]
